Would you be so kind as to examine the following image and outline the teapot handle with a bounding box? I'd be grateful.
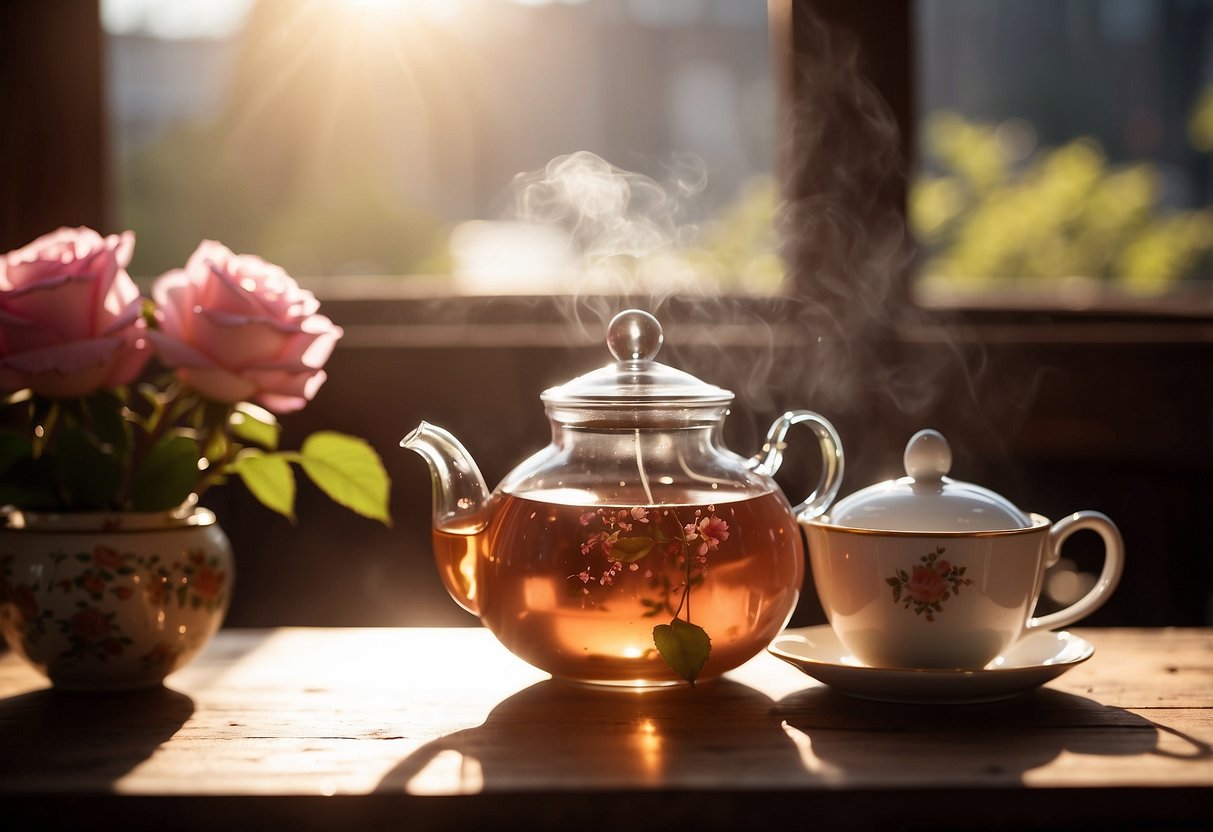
[752,410,844,520]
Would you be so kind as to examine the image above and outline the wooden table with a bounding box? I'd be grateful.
[1,628,1210,830]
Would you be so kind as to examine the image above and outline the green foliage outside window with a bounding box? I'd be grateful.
[913,98,1213,297]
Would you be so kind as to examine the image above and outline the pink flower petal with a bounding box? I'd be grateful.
[151,268,199,341]
[0,309,60,353]
[254,391,310,413]
[28,363,114,398]
[241,367,325,399]
[2,274,101,339]
[2,335,125,376]
[178,365,258,404]
[146,329,214,370]
[276,323,342,372]
[0,366,29,396]
[4,226,105,276]
[100,295,143,336]
[191,311,293,369]
[103,330,150,388]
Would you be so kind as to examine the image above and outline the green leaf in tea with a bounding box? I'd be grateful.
[298,431,391,525]
[611,535,654,563]
[131,433,199,511]
[233,452,296,520]
[653,617,712,686]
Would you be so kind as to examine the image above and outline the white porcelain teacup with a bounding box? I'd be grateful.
[801,511,1123,669]
[798,429,1124,670]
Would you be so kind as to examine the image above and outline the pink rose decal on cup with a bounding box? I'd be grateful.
[149,241,343,413]
[907,564,948,604]
[885,547,972,622]
[0,227,148,398]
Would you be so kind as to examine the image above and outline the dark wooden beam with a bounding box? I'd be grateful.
[775,0,914,305]
[0,0,109,250]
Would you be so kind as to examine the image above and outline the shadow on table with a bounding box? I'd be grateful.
[0,685,194,787]
[773,685,1211,781]
[376,676,807,793]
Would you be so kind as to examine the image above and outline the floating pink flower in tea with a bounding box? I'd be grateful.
[685,514,729,557]
[573,504,727,684]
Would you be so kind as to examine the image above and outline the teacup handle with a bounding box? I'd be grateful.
[751,410,844,520]
[1026,511,1124,632]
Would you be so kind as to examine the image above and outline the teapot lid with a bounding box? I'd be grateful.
[827,429,1030,532]
[541,310,732,423]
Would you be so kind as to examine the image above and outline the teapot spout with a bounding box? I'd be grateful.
[401,422,490,616]
[401,422,490,534]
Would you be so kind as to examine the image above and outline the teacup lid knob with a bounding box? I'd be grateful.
[904,429,952,481]
[607,309,663,362]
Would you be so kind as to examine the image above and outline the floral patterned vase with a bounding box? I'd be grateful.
[0,508,233,690]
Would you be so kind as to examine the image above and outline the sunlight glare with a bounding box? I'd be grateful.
[336,0,466,25]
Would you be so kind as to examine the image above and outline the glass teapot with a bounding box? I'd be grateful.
[402,310,844,687]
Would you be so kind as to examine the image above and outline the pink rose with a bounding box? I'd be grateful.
[149,241,342,413]
[0,227,148,397]
[907,564,948,605]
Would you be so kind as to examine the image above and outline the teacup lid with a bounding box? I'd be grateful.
[827,429,1030,532]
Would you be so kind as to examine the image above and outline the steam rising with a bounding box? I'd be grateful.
[515,152,700,261]
[507,151,713,298]
[481,7,1014,469]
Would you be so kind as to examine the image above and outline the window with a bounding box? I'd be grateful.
[103,0,780,294]
[913,0,1213,310]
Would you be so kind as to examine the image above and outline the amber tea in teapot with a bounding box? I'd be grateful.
[434,489,803,685]
[406,310,845,687]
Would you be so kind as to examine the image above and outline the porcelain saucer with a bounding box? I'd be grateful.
[767,626,1094,704]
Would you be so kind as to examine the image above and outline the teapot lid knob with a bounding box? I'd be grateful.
[607,309,663,362]
[904,428,952,481]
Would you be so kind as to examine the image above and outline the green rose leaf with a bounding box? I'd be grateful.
[298,431,391,525]
[131,433,199,512]
[611,535,654,563]
[0,454,58,510]
[58,426,123,509]
[653,617,712,687]
[84,389,131,454]
[0,434,32,478]
[233,452,296,521]
[229,403,281,451]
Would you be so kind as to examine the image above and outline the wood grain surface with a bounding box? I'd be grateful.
[1,627,1210,830]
